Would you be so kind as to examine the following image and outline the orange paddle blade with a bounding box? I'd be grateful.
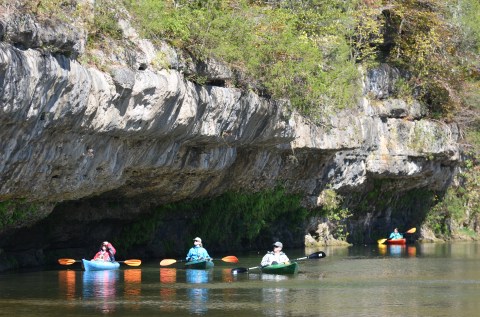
[221,256,239,263]
[160,259,177,266]
[58,258,77,265]
[406,227,416,234]
[123,259,142,266]
[377,238,387,245]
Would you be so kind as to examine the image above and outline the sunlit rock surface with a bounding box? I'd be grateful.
[0,9,460,269]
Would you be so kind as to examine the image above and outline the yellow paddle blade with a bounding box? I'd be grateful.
[221,256,239,263]
[58,258,77,265]
[377,238,387,245]
[160,259,177,266]
[123,259,142,266]
[406,227,416,234]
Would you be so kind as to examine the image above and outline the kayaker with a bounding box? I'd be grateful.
[261,241,290,266]
[93,241,116,262]
[186,237,211,262]
[389,228,403,240]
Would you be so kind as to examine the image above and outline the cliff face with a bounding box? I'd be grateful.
[0,10,460,269]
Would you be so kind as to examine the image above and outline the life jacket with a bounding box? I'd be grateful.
[94,250,111,261]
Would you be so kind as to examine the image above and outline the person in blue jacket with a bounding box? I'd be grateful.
[389,228,403,239]
[186,237,211,262]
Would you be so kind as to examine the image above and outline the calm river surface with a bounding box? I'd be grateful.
[1,242,480,317]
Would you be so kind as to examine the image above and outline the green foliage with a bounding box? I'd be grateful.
[318,188,352,241]
[451,0,480,55]
[189,187,308,249]
[318,188,341,212]
[426,193,458,237]
[87,0,124,44]
[377,0,461,118]
[18,0,77,20]
[458,227,477,238]
[15,0,479,125]
[18,1,123,48]
[348,1,384,65]
[115,210,165,251]
[425,152,480,238]
[124,0,362,120]
[0,200,39,231]
[458,80,480,154]
[115,187,308,251]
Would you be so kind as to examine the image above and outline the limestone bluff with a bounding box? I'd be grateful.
[0,8,459,270]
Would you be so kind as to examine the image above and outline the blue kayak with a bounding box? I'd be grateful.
[82,259,120,271]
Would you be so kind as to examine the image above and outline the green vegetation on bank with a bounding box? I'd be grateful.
[15,0,479,127]
[315,188,352,242]
[14,0,477,131]
[0,200,40,231]
[122,0,480,121]
[425,150,480,238]
[115,187,308,251]
[426,0,480,239]
[124,0,364,120]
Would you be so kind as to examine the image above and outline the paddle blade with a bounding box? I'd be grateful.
[58,258,77,265]
[307,251,326,259]
[231,267,248,274]
[377,238,387,244]
[406,227,416,234]
[221,256,239,263]
[231,265,261,274]
[160,259,177,266]
[123,259,142,266]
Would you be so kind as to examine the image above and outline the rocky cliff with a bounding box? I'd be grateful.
[0,8,460,269]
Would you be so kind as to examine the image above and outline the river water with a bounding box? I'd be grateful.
[1,242,479,317]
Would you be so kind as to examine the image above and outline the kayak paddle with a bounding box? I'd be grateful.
[214,256,239,263]
[231,251,326,274]
[377,227,416,244]
[160,255,239,266]
[58,258,141,266]
[231,265,263,274]
[117,259,142,266]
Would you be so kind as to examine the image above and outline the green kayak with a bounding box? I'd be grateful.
[261,262,298,275]
[185,259,214,270]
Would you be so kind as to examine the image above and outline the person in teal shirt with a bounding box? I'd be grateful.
[186,237,211,262]
[389,228,403,239]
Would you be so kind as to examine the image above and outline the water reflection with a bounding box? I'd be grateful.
[58,270,76,300]
[82,270,119,314]
[186,269,211,315]
[221,269,235,300]
[261,274,288,281]
[407,245,417,257]
[3,243,480,316]
[417,242,479,258]
[124,269,141,310]
[378,244,417,257]
[159,268,177,312]
[221,268,234,283]
[262,285,288,317]
[160,268,177,284]
[378,244,387,256]
[389,245,404,256]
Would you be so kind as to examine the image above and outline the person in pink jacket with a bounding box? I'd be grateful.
[93,241,116,262]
